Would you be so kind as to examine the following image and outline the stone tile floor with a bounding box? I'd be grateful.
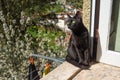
[41,62,120,80]
[73,63,120,80]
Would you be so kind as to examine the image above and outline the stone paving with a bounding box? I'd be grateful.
[73,63,120,80]
[41,62,120,80]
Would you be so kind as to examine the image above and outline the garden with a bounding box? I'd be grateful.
[0,0,83,79]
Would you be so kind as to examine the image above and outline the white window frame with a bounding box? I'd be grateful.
[96,0,120,67]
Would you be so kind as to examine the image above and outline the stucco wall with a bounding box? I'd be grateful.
[83,0,91,31]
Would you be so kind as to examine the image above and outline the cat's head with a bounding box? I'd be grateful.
[65,11,84,34]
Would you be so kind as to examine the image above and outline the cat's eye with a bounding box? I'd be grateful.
[72,21,76,24]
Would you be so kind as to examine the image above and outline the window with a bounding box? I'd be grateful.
[109,0,120,52]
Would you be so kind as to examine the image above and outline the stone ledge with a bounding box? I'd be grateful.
[41,62,120,80]
[40,61,81,80]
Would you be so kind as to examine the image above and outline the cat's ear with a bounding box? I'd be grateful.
[74,11,82,19]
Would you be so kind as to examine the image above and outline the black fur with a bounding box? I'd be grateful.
[66,11,91,69]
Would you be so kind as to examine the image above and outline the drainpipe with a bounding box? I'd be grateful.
[90,0,100,61]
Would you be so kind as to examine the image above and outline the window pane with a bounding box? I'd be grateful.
[109,0,120,52]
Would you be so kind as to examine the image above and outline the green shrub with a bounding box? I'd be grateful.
[27,26,67,58]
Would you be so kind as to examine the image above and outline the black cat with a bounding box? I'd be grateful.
[66,11,91,69]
